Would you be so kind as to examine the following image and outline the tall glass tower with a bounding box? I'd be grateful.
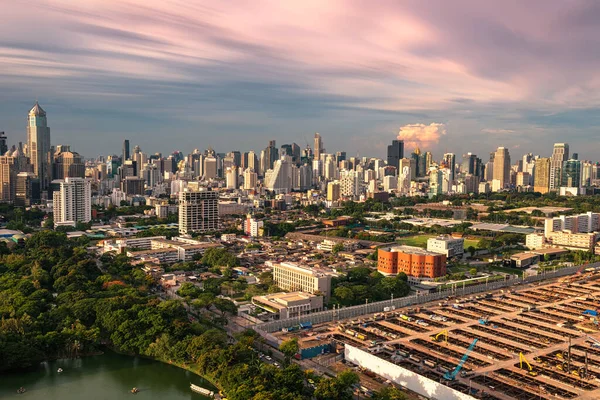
[26,102,51,190]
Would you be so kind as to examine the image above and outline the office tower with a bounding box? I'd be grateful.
[516,172,531,187]
[0,132,7,155]
[314,133,324,160]
[561,159,581,188]
[15,172,40,207]
[429,168,443,197]
[142,163,160,187]
[326,181,340,202]
[464,174,480,194]
[132,146,147,174]
[492,147,511,188]
[399,158,415,181]
[387,140,404,169]
[53,177,92,227]
[411,147,423,177]
[398,166,411,194]
[461,153,479,176]
[264,140,279,171]
[442,153,456,182]
[550,143,569,191]
[203,156,217,179]
[383,175,397,192]
[243,168,258,190]
[222,154,235,172]
[533,157,551,194]
[572,153,579,161]
[120,160,137,180]
[582,161,594,187]
[121,176,145,195]
[26,102,52,190]
[123,139,130,162]
[53,145,85,179]
[335,151,347,163]
[291,143,301,164]
[265,155,294,193]
[225,166,238,189]
[230,151,241,167]
[178,189,219,234]
[280,144,293,157]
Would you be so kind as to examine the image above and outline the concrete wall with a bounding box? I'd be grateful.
[254,262,600,333]
[344,345,475,400]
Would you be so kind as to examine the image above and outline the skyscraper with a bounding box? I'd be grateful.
[387,140,404,170]
[53,145,85,179]
[0,132,7,155]
[314,133,324,160]
[442,153,456,182]
[123,139,130,162]
[550,143,569,191]
[264,140,279,171]
[561,159,581,188]
[492,147,511,189]
[26,102,52,190]
[533,157,550,194]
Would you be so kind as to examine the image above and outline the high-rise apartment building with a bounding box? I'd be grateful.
[243,168,257,190]
[0,148,31,202]
[265,156,294,193]
[53,177,92,227]
[26,102,52,190]
[533,157,551,194]
[387,140,404,169]
[326,181,340,202]
[550,143,569,191]
[203,156,217,179]
[492,147,511,189]
[442,153,456,182]
[178,189,219,234]
[225,166,238,189]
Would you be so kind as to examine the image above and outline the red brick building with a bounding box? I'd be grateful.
[378,245,446,281]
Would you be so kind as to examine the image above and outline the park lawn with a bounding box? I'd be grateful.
[396,234,480,250]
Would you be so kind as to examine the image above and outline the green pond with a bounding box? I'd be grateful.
[0,351,215,400]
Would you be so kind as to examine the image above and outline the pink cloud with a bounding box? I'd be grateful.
[397,123,446,150]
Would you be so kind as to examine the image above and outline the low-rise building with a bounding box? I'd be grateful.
[378,245,446,283]
[426,235,464,258]
[273,262,332,300]
[252,291,324,320]
[526,233,545,250]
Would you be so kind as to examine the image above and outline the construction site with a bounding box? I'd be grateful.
[274,269,600,400]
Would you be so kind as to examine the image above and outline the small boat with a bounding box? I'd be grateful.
[190,383,215,397]
[131,387,139,394]
[57,368,63,373]
[17,387,26,394]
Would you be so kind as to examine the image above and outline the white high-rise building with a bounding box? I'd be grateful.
[265,155,294,194]
[398,166,411,194]
[226,166,238,189]
[340,170,361,198]
[383,175,397,192]
[178,189,219,234]
[53,177,92,227]
[243,168,258,190]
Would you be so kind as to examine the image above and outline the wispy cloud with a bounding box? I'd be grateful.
[1,0,600,158]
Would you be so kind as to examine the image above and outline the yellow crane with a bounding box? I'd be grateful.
[519,352,538,376]
[431,329,448,343]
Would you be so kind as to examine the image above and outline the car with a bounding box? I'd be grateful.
[265,356,272,361]
[273,362,280,367]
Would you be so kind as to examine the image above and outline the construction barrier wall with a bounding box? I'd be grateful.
[344,345,476,400]
[254,262,600,333]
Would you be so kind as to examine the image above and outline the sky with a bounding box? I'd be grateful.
[2,0,600,161]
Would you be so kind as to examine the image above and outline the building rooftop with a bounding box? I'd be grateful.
[380,245,443,256]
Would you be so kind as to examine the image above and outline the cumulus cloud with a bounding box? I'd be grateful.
[397,123,446,150]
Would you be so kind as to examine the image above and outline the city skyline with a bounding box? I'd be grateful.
[2,1,600,159]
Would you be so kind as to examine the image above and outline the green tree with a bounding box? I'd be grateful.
[279,337,299,365]
[372,386,408,400]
